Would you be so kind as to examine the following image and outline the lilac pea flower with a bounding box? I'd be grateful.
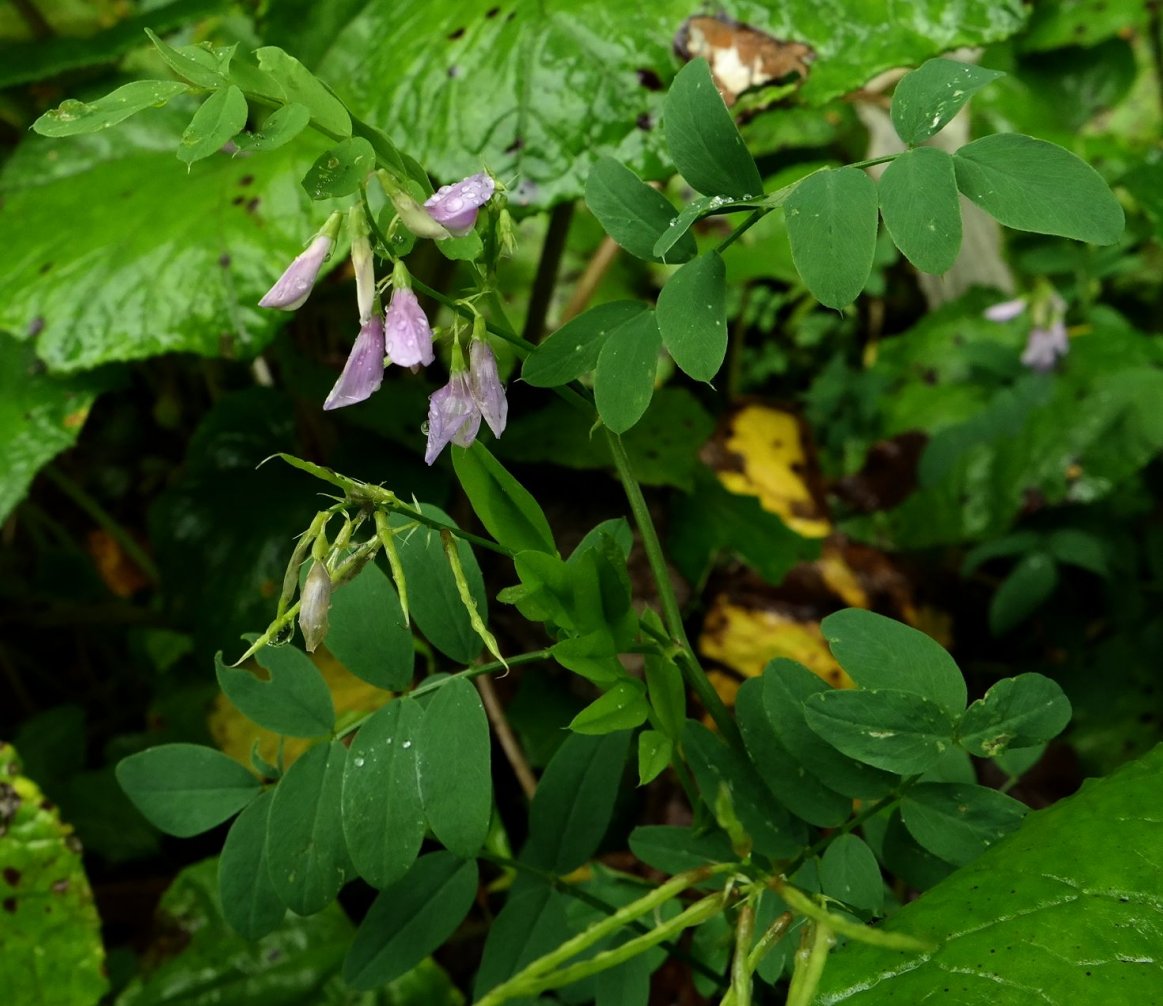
[323,315,386,411]
[424,372,481,465]
[385,287,436,368]
[424,172,495,236]
[1021,321,1070,373]
[469,339,507,438]
[349,208,375,323]
[259,212,342,311]
[983,297,1027,322]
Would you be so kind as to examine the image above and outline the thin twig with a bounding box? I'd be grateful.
[561,235,621,323]
[475,672,539,798]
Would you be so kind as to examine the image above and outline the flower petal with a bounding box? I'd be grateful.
[1021,322,1069,373]
[323,317,386,410]
[468,339,508,438]
[984,297,1027,323]
[424,172,495,236]
[259,233,333,311]
[385,288,436,367]
[425,372,480,464]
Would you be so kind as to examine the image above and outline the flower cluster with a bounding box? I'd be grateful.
[258,172,504,463]
[984,286,1069,373]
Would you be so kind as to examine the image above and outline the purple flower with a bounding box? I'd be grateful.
[424,172,495,236]
[323,316,386,411]
[423,339,508,464]
[1021,321,1069,373]
[984,297,1026,322]
[469,340,507,437]
[385,287,435,368]
[350,210,376,323]
[425,372,482,464]
[259,213,342,310]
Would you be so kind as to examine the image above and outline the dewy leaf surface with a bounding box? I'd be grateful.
[269,0,1026,206]
[0,108,325,373]
[815,743,1163,1004]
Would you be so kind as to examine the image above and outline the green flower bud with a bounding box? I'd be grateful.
[298,561,332,653]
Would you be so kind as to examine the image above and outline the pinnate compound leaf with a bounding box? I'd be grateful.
[218,790,285,940]
[0,743,107,1005]
[145,29,233,88]
[525,731,631,873]
[595,309,662,434]
[342,698,426,889]
[234,102,312,152]
[344,852,479,989]
[417,677,492,857]
[656,251,728,382]
[255,45,352,137]
[585,157,696,262]
[32,80,190,136]
[878,147,962,274]
[957,673,1072,757]
[822,609,967,715]
[178,85,249,165]
[522,301,647,387]
[890,58,1005,144]
[116,743,261,837]
[266,741,353,915]
[389,505,488,663]
[815,745,1163,1004]
[785,167,879,309]
[804,689,957,776]
[664,58,763,199]
[761,659,896,799]
[453,441,556,554]
[819,834,884,914]
[953,134,1124,244]
[216,647,334,738]
[301,136,377,199]
[326,561,413,690]
[900,783,1028,866]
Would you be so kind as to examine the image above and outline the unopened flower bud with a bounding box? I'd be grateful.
[378,170,452,239]
[299,561,332,653]
[497,207,518,258]
[259,212,342,311]
[349,207,375,323]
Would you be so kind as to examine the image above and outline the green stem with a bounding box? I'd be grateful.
[478,888,731,1006]
[410,276,534,357]
[479,853,730,989]
[729,899,756,1006]
[785,919,835,1006]
[522,201,574,343]
[745,910,793,972]
[608,433,740,745]
[43,466,160,584]
[716,210,764,253]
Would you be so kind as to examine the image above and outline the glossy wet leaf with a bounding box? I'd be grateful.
[522,301,647,387]
[816,744,1163,1004]
[900,783,1028,866]
[301,136,377,199]
[785,167,879,309]
[452,441,556,554]
[656,252,728,382]
[664,58,763,199]
[804,689,957,775]
[341,698,426,889]
[32,80,190,136]
[0,113,326,373]
[644,653,686,740]
[344,853,479,989]
[326,561,414,690]
[145,29,234,88]
[255,45,352,137]
[215,647,335,737]
[116,743,261,837]
[954,134,1124,244]
[525,731,631,873]
[178,85,249,165]
[638,730,672,785]
[0,333,104,523]
[890,58,1005,144]
[416,677,491,857]
[218,791,285,940]
[0,743,107,1006]
[570,681,651,735]
[957,673,1072,758]
[389,505,488,663]
[878,147,962,274]
[822,609,967,715]
[585,157,696,263]
[595,310,662,434]
[266,741,353,915]
[234,102,312,152]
